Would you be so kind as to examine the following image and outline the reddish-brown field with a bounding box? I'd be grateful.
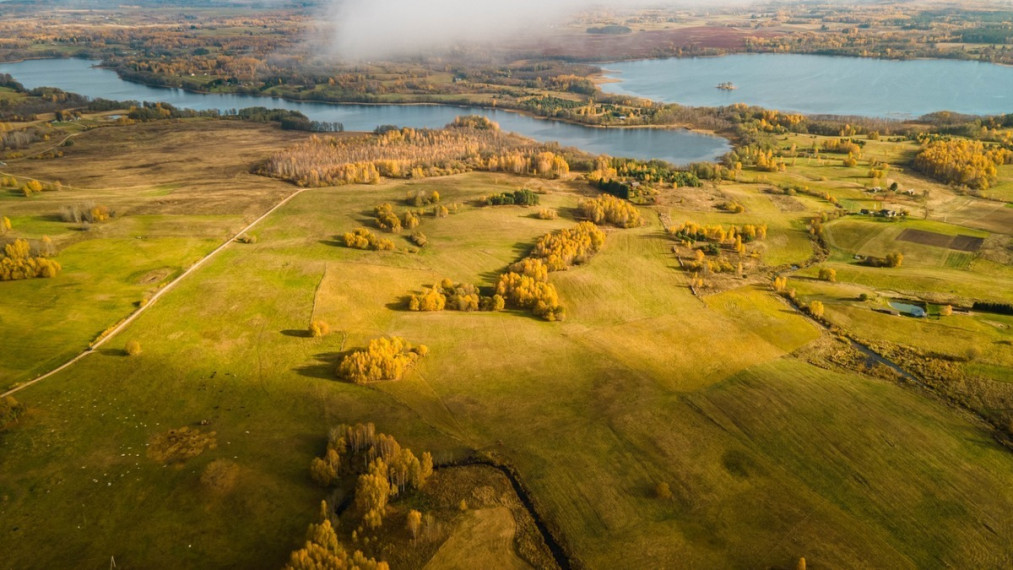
[527,27,781,60]
[897,228,984,252]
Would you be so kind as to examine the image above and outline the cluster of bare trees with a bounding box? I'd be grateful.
[60,203,111,224]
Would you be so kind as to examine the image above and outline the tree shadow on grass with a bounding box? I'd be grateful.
[293,351,348,380]
[319,237,344,248]
[98,348,127,357]
[477,241,532,283]
[281,329,312,338]
[385,295,413,312]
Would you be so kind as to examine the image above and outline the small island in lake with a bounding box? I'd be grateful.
[716,81,737,90]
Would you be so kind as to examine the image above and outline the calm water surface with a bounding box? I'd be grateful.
[601,53,1013,118]
[0,58,730,165]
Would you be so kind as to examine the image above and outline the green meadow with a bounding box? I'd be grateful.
[2,121,1013,569]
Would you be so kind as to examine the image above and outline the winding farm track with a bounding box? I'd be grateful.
[1,187,307,399]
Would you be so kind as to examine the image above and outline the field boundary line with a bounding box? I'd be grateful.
[2,187,308,399]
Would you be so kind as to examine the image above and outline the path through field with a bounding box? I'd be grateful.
[1,187,307,398]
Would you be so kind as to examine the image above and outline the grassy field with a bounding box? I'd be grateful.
[2,122,1013,569]
[0,119,305,387]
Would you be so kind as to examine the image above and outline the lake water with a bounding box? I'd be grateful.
[601,54,1013,119]
[889,301,927,318]
[0,58,730,165]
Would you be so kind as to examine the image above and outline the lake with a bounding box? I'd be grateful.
[889,301,927,318]
[0,58,730,166]
[601,53,1013,119]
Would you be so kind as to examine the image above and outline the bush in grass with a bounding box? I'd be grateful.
[147,426,217,464]
[309,448,340,487]
[343,228,395,251]
[309,320,330,338]
[808,300,825,318]
[201,459,240,494]
[374,203,401,232]
[0,396,26,430]
[655,482,673,500]
[406,189,440,207]
[407,510,422,540]
[124,340,142,356]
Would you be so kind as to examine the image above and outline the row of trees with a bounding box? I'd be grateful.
[343,228,395,251]
[261,120,575,187]
[913,139,1013,190]
[336,337,428,384]
[60,203,111,224]
[407,279,506,313]
[864,252,904,268]
[578,194,643,228]
[482,189,540,206]
[1,238,61,281]
[668,221,769,246]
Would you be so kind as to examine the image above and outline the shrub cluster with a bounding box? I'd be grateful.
[336,337,428,384]
[407,278,505,312]
[0,238,61,281]
[343,228,395,251]
[578,194,643,228]
[668,221,768,244]
[483,188,540,206]
[0,395,26,431]
[530,221,606,270]
[863,252,904,268]
[146,426,217,464]
[373,203,401,232]
[406,189,440,207]
[495,258,565,321]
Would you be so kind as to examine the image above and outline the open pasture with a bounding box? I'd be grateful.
[4,160,1013,569]
[0,119,306,387]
